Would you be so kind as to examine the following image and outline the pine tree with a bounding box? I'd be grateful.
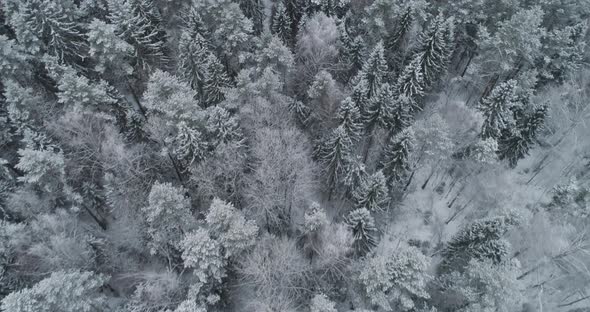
[314,125,353,196]
[339,28,366,79]
[342,155,368,196]
[177,31,210,96]
[203,54,231,107]
[384,7,413,69]
[237,0,265,34]
[415,14,455,87]
[388,95,412,135]
[394,55,425,113]
[350,75,370,114]
[353,170,389,212]
[5,0,87,66]
[380,128,414,185]
[440,214,519,273]
[108,0,169,70]
[346,208,377,255]
[497,105,547,168]
[180,6,206,38]
[336,97,362,140]
[364,83,396,131]
[360,41,388,99]
[479,80,518,140]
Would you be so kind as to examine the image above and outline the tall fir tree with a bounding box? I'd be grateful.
[272,1,294,47]
[440,214,519,273]
[497,105,547,168]
[478,80,518,140]
[384,7,413,70]
[363,83,396,131]
[339,25,366,80]
[177,31,210,97]
[5,0,87,66]
[414,14,455,87]
[380,128,414,185]
[108,0,169,70]
[336,97,363,140]
[352,170,389,212]
[236,0,265,34]
[346,208,377,255]
[203,54,231,107]
[314,125,353,198]
[359,41,388,99]
[393,55,425,113]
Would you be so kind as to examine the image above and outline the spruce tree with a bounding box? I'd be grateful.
[108,0,169,70]
[363,83,395,131]
[380,128,414,185]
[353,170,389,212]
[237,0,265,34]
[338,23,366,79]
[271,1,293,47]
[478,80,518,140]
[203,54,231,107]
[5,0,87,66]
[359,41,388,99]
[385,7,413,69]
[346,208,377,255]
[336,97,363,140]
[389,95,412,135]
[440,214,519,273]
[314,125,353,197]
[415,14,455,87]
[343,155,368,196]
[177,31,210,96]
[394,55,425,113]
[497,105,547,168]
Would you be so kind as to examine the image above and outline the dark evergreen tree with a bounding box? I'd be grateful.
[203,54,231,107]
[359,41,388,99]
[108,0,169,70]
[336,97,363,140]
[314,125,353,198]
[5,0,87,66]
[380,129,414,185]
[384,7,413,70]
[353,170,388,212]
[440,214,519,273]
[393,56,425,113]
[177,31,210,96]
[414,14,455,87]
[271,1,293,47]
[236,0,265,34]
[363,83,395,131]
[479,80,518,140]
[497,105,547,168]
[346,208,377,255]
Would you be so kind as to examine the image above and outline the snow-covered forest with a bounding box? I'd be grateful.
[1,0,590,311]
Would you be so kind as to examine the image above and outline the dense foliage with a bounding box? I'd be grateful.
[0,0,589,311]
